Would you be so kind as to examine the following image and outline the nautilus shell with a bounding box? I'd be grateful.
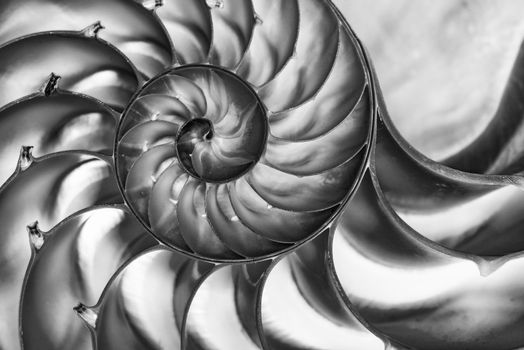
[0,0,523,349]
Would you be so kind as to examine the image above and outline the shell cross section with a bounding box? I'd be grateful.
[116,54,371,262]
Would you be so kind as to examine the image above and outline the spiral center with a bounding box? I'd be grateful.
[172,65,267,183]
[176,117,215,177]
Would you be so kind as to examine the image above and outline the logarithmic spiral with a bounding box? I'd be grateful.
[0,1,522,350]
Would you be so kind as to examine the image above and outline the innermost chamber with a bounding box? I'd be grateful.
[173,66,268,183]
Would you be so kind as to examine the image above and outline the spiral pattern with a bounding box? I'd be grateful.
[115,1,371,261]
[0,0,523,350]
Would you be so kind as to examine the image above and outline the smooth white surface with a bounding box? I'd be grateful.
[335,0,524,160]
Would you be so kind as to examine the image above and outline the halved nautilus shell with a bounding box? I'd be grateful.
[1,0,522,349]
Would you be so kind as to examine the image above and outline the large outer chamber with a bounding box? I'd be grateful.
[336,0,524,163]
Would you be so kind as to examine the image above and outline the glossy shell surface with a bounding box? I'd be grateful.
[0,0,523,350]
